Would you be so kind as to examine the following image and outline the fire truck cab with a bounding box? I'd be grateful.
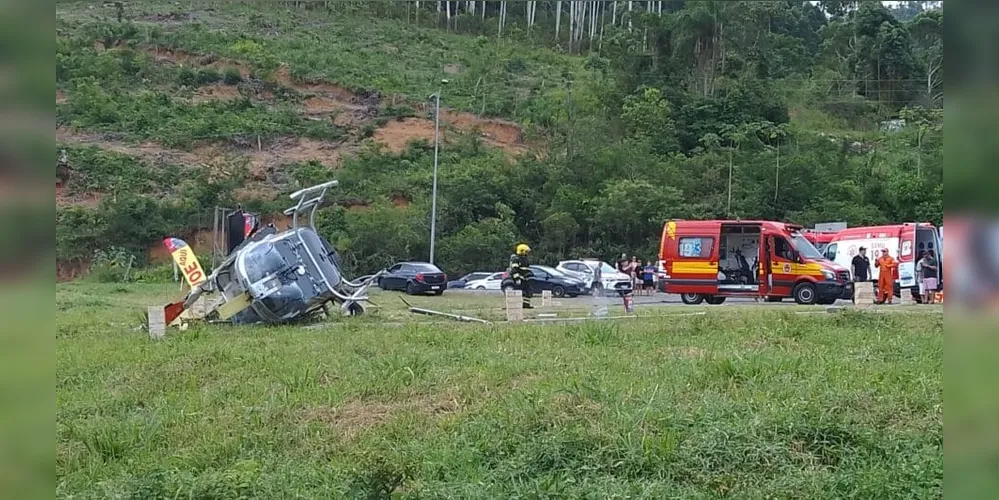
[659,220,852,305]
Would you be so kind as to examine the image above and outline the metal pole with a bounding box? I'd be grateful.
[430,90,441,264]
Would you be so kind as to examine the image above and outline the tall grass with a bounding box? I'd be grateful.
[57,282,942,498]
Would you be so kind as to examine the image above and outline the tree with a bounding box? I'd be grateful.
[437,207,519,276]
[620,87,679,154]
[850,2,919,109]
[908,10,943,106]
[589,179,683,256]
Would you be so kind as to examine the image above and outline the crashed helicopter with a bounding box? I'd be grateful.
[157,180,381,327]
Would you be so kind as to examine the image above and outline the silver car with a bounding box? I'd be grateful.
[557,259,633,296]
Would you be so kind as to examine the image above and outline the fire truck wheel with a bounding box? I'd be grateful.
[705,296,726,305]
[680,293,705,305]
[793,282,818,305]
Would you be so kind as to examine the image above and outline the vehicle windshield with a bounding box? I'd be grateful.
[790,232,827,260]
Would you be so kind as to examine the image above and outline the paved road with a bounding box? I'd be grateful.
[446,289,856,307]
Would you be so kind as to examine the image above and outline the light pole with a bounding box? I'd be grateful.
[429,79,447,265]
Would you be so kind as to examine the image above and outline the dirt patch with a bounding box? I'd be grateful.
[303,96,345,114]
[275,66,358,102]
[443,63,464,75]
[56,90,67,105]
[57,127,206,167]
[390,194,411,208]
[192,83,242,103]
[302,393,461,440]
[373,112,526,155]
[440,109,524,149]
[57,259,89,282]
[147,47,251,78]
[145,47,526,155]
[247,136,343,171]
[373,117,437,153]
[56,190,102,208]
[58,126,347,182]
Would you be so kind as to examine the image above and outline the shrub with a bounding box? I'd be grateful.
[222,67,243,84]
[89,247,137,283]
[177,66,197,87]
[133,263,177,283]
[195,68,222,85]
[379,104,416,120]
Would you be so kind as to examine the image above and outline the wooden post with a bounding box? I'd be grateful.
[148,306,166,339]
[505,289,523,322]
[541,290,553,307]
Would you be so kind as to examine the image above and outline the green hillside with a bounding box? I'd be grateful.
[55,0,943,277]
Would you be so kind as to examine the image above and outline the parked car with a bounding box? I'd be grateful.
[557,259,633,296]
[466,272,507,290]
[447,272,492,289]
[377,262,448,295]
[501,265,587,297]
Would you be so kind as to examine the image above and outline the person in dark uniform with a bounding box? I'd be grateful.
[509,243,534,309]
[851,246,873,301]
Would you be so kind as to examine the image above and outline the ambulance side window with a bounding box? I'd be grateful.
[678,237,714,259]
[773,238,794,260]
[824,243,838,261]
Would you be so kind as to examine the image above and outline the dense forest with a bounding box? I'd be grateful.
[55,1,943,278]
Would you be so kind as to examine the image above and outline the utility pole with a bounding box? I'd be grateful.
[429,79,448,265]
[565,77,573,160]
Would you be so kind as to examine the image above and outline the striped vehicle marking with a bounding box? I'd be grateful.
[770,262,824,275]
[672,261,718,273]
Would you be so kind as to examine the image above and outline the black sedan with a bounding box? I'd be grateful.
[378,262,448,295]
[501,265,587,298]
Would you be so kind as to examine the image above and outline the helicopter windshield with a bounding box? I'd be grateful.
[241,242,289,284]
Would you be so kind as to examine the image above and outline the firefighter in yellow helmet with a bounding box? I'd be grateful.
[509,243,535,309]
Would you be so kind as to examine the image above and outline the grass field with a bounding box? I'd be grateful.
[56,282,942,498]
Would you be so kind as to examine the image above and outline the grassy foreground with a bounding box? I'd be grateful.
[57,282,942,498]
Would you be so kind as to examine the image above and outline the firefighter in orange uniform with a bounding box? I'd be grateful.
[874,248,898,304]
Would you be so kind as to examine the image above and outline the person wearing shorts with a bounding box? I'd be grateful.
[920,250,939,304]
[916,251,926,299]
[642,262,655,295]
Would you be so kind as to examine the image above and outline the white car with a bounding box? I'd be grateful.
[556,259,633,296]
[465,272,507,291]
